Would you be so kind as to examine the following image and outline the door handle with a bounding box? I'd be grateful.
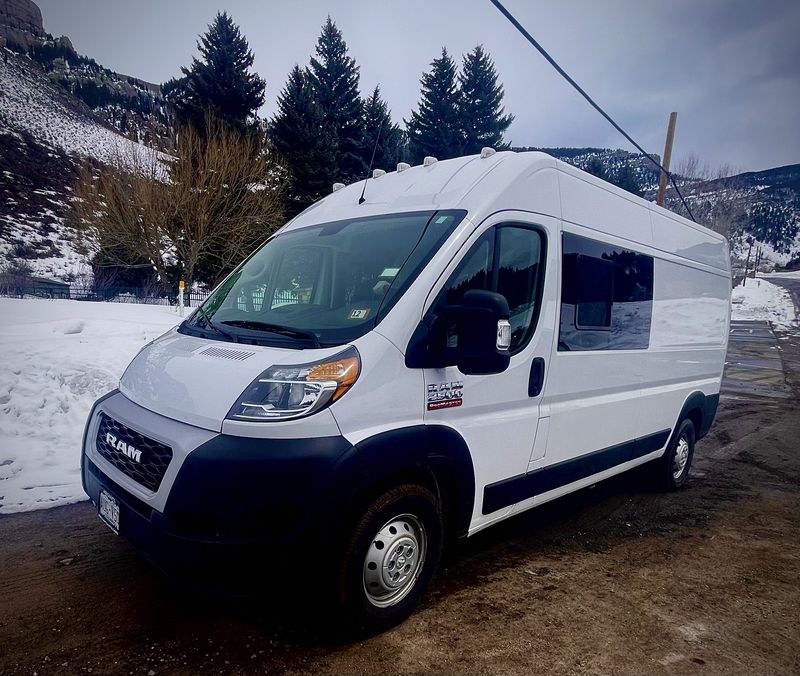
[528,357,545,397]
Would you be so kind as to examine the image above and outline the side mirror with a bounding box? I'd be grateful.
[439,289,512,375]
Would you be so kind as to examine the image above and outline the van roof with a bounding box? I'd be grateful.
[283,150,729,271]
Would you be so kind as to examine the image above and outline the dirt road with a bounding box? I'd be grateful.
[1,321,799,675]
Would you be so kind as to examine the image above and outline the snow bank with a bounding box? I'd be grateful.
[762,270,800,279]
[0,299,181,514]
[731,278,796,329]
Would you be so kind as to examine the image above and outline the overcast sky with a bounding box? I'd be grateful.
[37,0,800,173]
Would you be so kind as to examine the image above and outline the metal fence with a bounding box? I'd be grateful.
[71,287,212,307]
[0,284,211,307]
[2,284,302,310]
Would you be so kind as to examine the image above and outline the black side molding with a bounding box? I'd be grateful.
[482,429,670,515]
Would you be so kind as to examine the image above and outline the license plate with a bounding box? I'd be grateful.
[98,489,120,534]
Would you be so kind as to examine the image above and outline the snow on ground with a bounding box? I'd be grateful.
[731,278,797,329]
[0,299,181,514]
[762,270,800,279]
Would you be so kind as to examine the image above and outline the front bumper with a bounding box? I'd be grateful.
[82,391,356,592]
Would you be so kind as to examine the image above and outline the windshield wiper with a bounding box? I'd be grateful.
[187,306,239,343]
[220,320,320,347]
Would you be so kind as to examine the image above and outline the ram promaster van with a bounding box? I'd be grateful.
[82,150,730,631]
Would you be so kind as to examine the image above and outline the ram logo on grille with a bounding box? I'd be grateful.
[95,413,173,492]
[105,432,142,463]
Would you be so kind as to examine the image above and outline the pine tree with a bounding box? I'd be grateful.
[585,156,609,182]
[270,65,338,214]
[308,17,365,183]
[167,12,265,134]
[458,45,514,154]
[610,162,642,196]
[362,86,403,172]
[406,49,462,162]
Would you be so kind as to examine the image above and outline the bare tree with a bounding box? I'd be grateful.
[664,154,745,241]
[73,114,286,289]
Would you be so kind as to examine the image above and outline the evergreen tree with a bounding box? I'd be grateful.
[167,12,265,134]
[308,17,365,183]
[458,45,514,154]
[406,49,462,162]
[362,86,403,172]
[610,162,642,196]
[585,156,609,182]
[270,65,337,214]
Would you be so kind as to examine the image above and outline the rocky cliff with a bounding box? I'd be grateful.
[0,0,45,49]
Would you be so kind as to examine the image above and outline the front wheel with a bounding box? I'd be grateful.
[335,483,443,634]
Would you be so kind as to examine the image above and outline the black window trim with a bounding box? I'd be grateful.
[431,220,548,357]
[558,230,655,353]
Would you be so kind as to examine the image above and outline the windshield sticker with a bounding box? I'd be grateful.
[380,267,400,278]
[427,381,463,410]
[348,308,370,320]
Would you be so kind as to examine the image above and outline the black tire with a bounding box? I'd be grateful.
[335,483,443,635]
[655,418,696,490]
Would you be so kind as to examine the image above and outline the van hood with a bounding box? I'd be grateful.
[119,328,346,431]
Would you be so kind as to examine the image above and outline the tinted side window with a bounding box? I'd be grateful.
[444,232,492,306]
[559,233,654,351]
[495,227,544,350]
[440,225,545,353]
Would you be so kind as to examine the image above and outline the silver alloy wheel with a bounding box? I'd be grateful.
[672,435,690,480]
[363,514,426,608]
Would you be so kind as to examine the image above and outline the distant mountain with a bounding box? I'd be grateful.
[514,146,662,191]
[0,0,165,280]
[514,146,800,266]
[1,0,170,146]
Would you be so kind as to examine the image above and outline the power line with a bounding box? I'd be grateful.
[488,0,696,222]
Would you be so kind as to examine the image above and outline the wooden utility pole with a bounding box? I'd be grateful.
[656,112,678,207]
[742,237,754,286]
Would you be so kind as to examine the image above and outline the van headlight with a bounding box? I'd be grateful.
[226,347,360,422]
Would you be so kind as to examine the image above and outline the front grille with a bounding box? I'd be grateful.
[95,413,173,492]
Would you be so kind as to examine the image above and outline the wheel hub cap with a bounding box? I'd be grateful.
[672,436,690,479]
[363,515,426,608]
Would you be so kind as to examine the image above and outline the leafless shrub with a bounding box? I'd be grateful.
[73,114,286,288]
[665,154,746,241]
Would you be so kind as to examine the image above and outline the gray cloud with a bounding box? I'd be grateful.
[38,0,800,172]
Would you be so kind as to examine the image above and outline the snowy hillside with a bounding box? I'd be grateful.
[0,49,161,280]
[0,50,154,169]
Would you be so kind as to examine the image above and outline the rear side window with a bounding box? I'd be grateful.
[440,225,545,353]
[559,232,654,351]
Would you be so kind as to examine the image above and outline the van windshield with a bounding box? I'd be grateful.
[180,210,466,348]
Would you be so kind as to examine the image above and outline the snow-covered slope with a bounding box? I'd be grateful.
[0,49,153,167]
[0,49,160,280]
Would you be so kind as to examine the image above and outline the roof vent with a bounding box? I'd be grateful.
[480,147,496,159]
[332,182,345,192]
[423,156,438,167]
[372,169,386,178]
[396,162,411,173]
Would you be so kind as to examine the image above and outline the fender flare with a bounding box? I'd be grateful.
[668,390,719,450]
[336,425,476,538]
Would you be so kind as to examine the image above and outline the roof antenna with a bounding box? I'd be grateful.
[358,119,383,205]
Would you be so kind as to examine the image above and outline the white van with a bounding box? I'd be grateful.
[82,150,731,631]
